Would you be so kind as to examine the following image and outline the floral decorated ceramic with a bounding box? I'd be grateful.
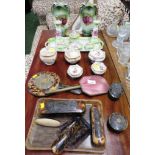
[52,3,70,36]
[88,49,106,62]
[80,3,97,36]
[64,47,81,64]
[67,64,83,78]
[91,62,107,75]
[39,47,57,65]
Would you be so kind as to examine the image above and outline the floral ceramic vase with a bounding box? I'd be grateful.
[52,3,70,36]
[80,3,97,36]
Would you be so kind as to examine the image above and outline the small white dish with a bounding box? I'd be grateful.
[67,64,83,78]
[91,62,107,75]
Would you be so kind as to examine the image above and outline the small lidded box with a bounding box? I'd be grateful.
[88,49,106,63]
[64,48,81,64]
[91,62,107,75]
[67,64,83,78]
[39,47,57,65]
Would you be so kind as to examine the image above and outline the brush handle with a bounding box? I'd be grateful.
[91,105,105,146]
[46,85,81,95]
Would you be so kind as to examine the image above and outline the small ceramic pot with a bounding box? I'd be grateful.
[88,49,106,63]
[64,48,81,64]
[39,47,57,65]
[91,62,107,75]
[67,64,83,78]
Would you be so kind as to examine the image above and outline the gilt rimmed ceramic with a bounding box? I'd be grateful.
[88,49,106,62]
[91,62,107,75]
[67,64,83,78]
[65,48,81,64]
[39,47,57,65]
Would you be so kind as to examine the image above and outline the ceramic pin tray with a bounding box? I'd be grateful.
[45,37,104,52]
[26,98,105,154]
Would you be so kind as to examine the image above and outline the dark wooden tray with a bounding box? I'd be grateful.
[26,98,105,154]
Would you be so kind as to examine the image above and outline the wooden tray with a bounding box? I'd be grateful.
[26,98,105,154]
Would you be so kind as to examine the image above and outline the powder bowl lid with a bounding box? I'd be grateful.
[40,47,56,57]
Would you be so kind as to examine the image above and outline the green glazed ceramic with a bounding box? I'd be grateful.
[80,3,97,36]
[52,3,70,36]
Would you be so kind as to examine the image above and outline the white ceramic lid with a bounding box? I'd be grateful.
[91,62,107,74]
[89,49,106,60]
[40,47,56,57]
[65,49,81,59]
[67,64,83,77]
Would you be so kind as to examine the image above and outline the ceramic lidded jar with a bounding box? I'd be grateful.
[67,64,83,78]
[39,47,57,65]
[64,47,81,64]
[91,62,107,75]
[88,49,106,63]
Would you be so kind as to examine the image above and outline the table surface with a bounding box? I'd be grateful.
[25,30,130,155]
[102,30,130,102]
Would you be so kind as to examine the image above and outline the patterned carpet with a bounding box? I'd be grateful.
[25,11,39,54]
[25,25,48,79]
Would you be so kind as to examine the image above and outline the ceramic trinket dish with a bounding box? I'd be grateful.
[91,62,107,75]
[67,64,83,79]
[39,47,57,65]
[65,48,81,64]
[88,49,106,63]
